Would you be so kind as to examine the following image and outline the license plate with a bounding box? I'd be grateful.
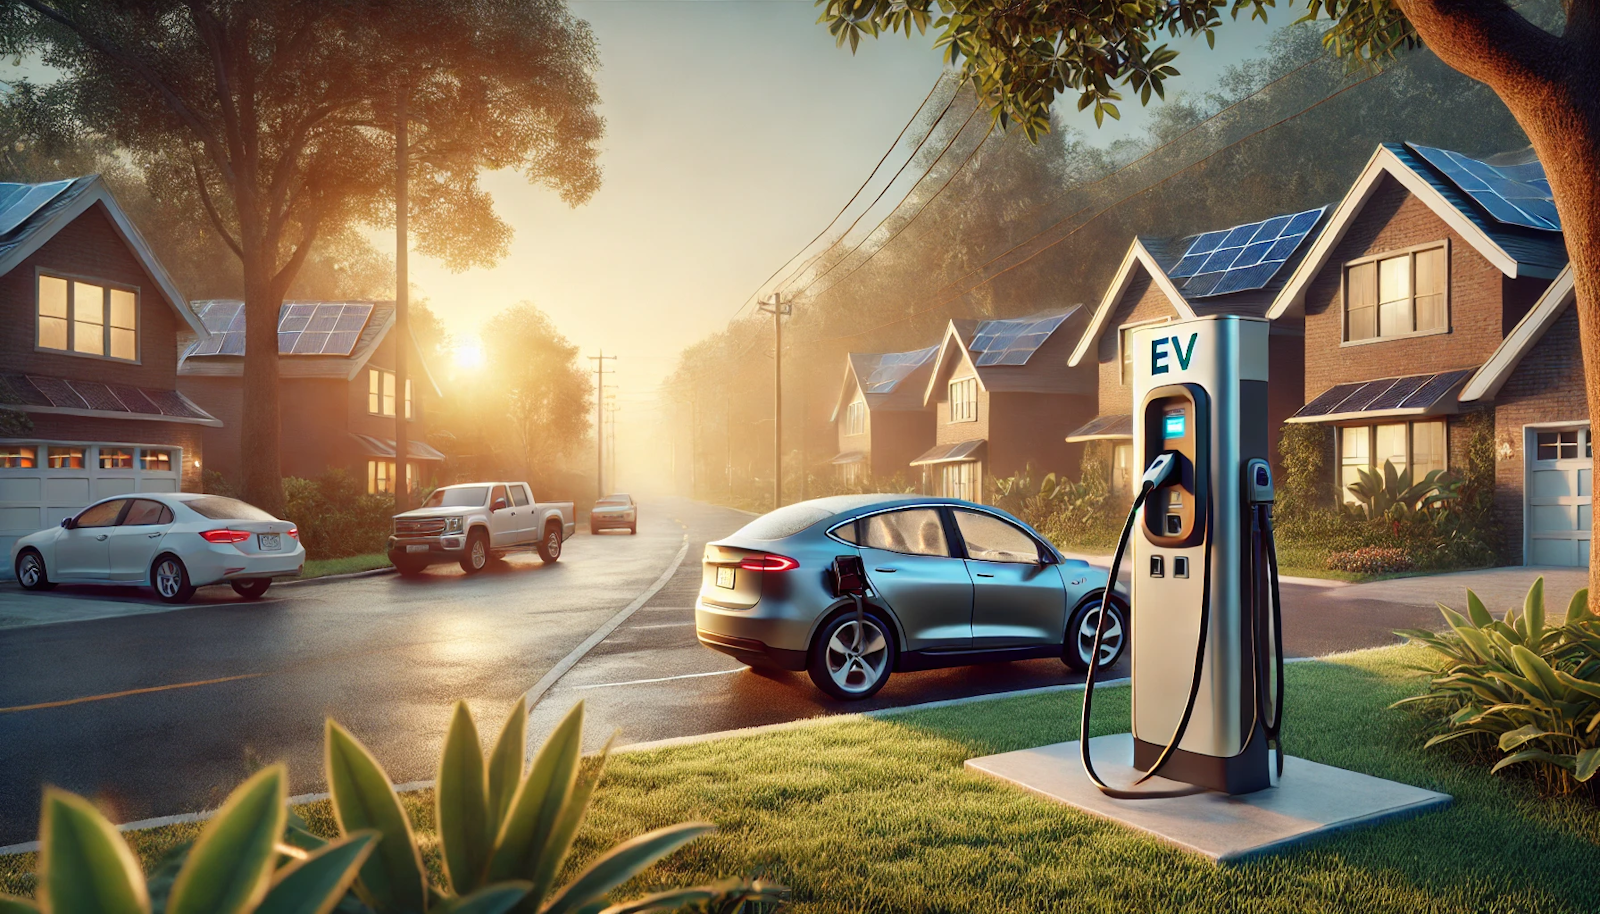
[259,533,281,552]
[406,544,429,553]
[716,566,735,589]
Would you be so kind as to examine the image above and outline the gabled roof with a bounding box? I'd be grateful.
[1267,144,1569,320]
[830,345,940,421]
[0,175,206,339]
[1460,264,1575,403]
[923,307,1083,406]
[1067,238,1195,367]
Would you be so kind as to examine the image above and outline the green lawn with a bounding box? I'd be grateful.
[5,645,1598,911]
[298,552,392,579]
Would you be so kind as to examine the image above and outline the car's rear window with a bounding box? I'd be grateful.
[734,503,837,540]
[186,496,276,521]
[423,486,489,508]
[596,495,631,506]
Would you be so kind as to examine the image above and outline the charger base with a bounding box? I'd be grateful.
[1132,733,1272,795]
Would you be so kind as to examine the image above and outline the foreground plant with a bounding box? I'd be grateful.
[1395,578,1600,794]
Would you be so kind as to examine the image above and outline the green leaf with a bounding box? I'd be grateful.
[167,764,287,914]
[488,697,527,833]
[487,702,584,901]
[1465,589,1493,628]
[1424,729,1486,749]
[1566,587,1591,624]
[257,832,379,914]
[439,701,492,895]
[432,883,532,914]
[540,824,715,914]
[595,888,719,914]
[1497,724,1556,751]
[1525,577,1546,647]
[38,788,150,914]
[1511,644,1565,701]
[530,733,615,907]
[1575,747,1600,782]
[1554,668,1600,701]
[0,898,41,913]
[324,720,427,913]
[1491,748,1567,775]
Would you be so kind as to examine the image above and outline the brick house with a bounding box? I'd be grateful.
[828,345,938,486]
[913,308,1095,501]
[0,177,220,553]
[1458,267,1588,566]
[178,300,444,494]
[1064,207,1326,492]
[1270,143,1570,560]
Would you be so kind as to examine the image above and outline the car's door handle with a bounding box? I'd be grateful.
[95,534,108,541]
[146,532,162,538]
[974,572,995,578]
[874,567,897,573]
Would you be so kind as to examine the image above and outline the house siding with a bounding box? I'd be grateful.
[1095,273,1182,416]
[867,409,933,482]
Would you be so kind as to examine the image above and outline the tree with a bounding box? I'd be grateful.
[819,0,1600,588]
[0,0,603,513]
[481,303,593,486]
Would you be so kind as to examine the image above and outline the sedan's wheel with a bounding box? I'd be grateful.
[1063,593,1129,672]
[808,607,895,700]
[15,550,55,591]
[151,554,196,604]
[460,531,490,574]
[629,523,637,535]
[230,579,271,600]
[538,524,562,563]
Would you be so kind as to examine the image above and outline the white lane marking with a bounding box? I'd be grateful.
[626,621,696,630]
[522,535,690,715]
[570,668,742,691]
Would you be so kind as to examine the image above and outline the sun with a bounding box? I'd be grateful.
[453,340,485,371]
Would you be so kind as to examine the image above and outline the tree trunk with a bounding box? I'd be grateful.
[240,253,285,516]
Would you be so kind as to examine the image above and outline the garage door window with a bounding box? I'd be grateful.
[47,447,84,469]
[0,446,36,468]
[139,448,172,470]
[99,448,133,469]
[1536,430,1581,461]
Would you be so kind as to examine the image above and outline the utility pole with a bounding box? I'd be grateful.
[588,351,616,498]
[604,398,620,491]
[758,293,791,509]
[393,84,411,511]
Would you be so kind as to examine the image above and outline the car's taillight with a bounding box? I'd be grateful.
[201,529,251,544]
[739,553,799,572]
[287,526,299,539]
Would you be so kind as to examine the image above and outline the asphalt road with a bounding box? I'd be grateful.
[0,496,1446,845]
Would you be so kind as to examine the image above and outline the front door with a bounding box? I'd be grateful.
[510,484,535,542]
[952,508,1065,647]
[487,484,518,548]
[108,499,174,582]
[858,507,972,650]
[56,498,128,580]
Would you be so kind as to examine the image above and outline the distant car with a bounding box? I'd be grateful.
[695,495,1125,700]
[388,482,576,575]
[11,493,305,603]
[589,493,637,534]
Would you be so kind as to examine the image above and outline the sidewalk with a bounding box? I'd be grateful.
[1325,565,1588,615]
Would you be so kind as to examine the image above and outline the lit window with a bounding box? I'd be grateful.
[36,274,138,361]
[1338,420,1449,503]
[99,447,134,469]
[940,461,978,501]
[369,459,394,493]
[0,446,36,468]
[1113,444,1133,493]
[1345,245,1447,342]
[949,377,978,422]
[1119,327,1134,386]
[369,369,405,417]
[47,447,85,469]
[846,400,866,436]
[139,448,172,470]
[405,378,413,420]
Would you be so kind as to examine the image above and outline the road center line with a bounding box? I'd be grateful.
[570,668,743,690]
[0,673,265,714]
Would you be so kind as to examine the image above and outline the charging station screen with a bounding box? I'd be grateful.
[1163,410,1186,438]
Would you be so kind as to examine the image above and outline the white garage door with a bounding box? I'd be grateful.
[0,441,183,555]
[1525,425,1591,567]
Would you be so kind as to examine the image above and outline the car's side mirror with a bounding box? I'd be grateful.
[493,498,508,511]
[60,517,75,530]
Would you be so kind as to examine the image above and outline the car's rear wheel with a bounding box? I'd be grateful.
[151,554,196,604]
[538,523,562,563]
[460,531,490,574]
[15,549,55,591]
[1063,592,1129,672]
[230,579,271,600]
[629,523,637,535]
[807,606,895,700]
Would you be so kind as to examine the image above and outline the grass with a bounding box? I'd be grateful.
[297,552,392,579]
[4,645,1599,911]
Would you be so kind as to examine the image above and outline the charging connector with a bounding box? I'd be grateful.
[1142,451,1179,489]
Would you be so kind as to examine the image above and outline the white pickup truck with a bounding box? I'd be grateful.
[388,482,575,576]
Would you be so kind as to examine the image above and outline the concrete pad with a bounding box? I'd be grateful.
[1326,566,1587,615]
[966,734,1450,864]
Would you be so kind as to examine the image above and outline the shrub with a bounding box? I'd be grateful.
[1277,423,1330,521]
[1395,579,1600,796]
[282,471,397,559]
[0,700,787,913]
[1325,546,1414,575]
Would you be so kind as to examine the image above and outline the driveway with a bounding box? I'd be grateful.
[1324,566,1588,618]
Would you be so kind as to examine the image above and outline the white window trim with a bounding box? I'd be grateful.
[845,398,867,437]
[34,267,143,365]
[1116,317,1171,387]
[367,368,415,420]
[1333,419,1449,504]
[1340,239,1451,347]
[948,376,978,423]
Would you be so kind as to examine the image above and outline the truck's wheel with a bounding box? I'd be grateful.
[537,523,562,563]
[391,553,429,577]
[460,531,490,574]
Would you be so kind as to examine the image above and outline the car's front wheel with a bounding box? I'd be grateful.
[230,579,271,600]
[808,606,896,700]
[151,554,196,604]
[1063,592,1129,672]
[15,549,55,591]
[538,523,562,563]
[460,531,490,574]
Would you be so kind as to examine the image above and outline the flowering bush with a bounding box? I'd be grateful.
[1326,546,1414,575]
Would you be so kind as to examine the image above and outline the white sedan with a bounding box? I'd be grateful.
[11,493,305,603]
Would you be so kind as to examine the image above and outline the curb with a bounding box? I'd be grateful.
[279,566,397,587]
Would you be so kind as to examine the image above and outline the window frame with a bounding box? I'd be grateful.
[951,507,1045,565]
[1340,240,1450,346]
[845,399,867,437]
[1335,418,1450,504]
[948,376,978,423]
[367,368,415,419]
[1115,317,1169,387]
[34,268,142,364]
[0,445,38,469]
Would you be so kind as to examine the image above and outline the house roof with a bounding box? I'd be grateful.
[0,372,221,427]
[350,433,447,461]
[1287,368,1475,424]
[0,176,206,339]
[1460,264,1575,403]
[1065,414,1132,442]
[178,300,442,396]
[910,438,985,466]
[830,344,940,421]
[1267,143,1568,320]
[922,307,1084,405]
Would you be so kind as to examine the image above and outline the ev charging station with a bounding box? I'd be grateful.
[967,314,1451,861]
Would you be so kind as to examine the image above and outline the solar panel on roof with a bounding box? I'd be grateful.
[863,346,938,395]
[0,180,74,237]
[1408,144,1560,231]
[1168,206,1326,299]
[973,312,1069,367]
